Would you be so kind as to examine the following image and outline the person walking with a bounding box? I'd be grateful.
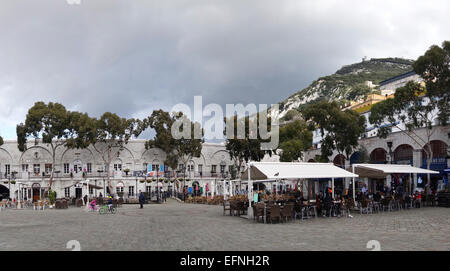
[138,190,145,209]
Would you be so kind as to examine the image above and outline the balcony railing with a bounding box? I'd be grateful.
[1,170,238,181]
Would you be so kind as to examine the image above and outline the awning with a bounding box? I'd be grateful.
[352,163,440,178]
[240,162,358,180]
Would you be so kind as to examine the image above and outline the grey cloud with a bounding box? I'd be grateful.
[0,0,449,140]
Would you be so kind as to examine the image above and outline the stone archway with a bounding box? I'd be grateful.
[0,184,9,200]
[333,154,346,168]
[393,144,413,165]
[370,148,387,164]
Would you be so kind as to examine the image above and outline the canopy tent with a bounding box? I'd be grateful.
[241,162,359,219]
[352,163,440,178]
[350,163,440,199]
[240,162,358,180]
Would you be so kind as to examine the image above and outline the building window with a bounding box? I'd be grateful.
[87,163,92,173]
[45,164,52,174]
[178,164,184,171]
[114,164,122,171]
[198,164,203,173]
[64,163,70,174]
[187,165,194,172]
[22,164,29,172]
[152,164,160,171]
[211,165,217,173]
[33,164,40,175]
[89,187,94,195]
[128,186,135,197]
[65,187,71,197]
[116,187,124,194]
[5,164,10,175]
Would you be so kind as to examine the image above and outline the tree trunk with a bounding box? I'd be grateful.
[106,162,113,197]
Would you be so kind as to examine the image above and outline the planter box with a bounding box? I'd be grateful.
[437,192,450,207]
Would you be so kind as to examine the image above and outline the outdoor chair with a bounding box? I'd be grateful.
[33,201,39,210]
[254,204,265,223]
[267,205,281,224]
[371,200,381,213]
[223,201,231,216]
[381,198,392,212]
[39,200,45,210]
[293,202,302,221]
[359,200,372,215]
[281,204,294,222]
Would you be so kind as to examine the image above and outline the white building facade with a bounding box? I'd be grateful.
[0,140,235,201]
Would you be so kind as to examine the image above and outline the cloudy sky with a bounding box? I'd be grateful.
[0,0,449,140]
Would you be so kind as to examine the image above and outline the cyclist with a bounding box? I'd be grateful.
[107,196,113,212]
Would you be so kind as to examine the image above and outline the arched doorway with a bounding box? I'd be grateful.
[370,148,387,164]
[333,154,346,168]
[394,144,413,165]
[421,140,448,190]
[0,184,9,200]
[32,183,41,202]
[350,151,361,165]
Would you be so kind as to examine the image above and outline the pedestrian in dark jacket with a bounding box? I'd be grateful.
[139,190,145,209]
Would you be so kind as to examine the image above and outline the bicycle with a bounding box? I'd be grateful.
[99,204,116,215]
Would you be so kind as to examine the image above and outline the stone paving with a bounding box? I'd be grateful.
[0,199,449,251]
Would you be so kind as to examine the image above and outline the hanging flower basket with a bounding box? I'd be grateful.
[3,181,8,184]
[139,179,145,183]
[10,180,16,185]
[170,179,175,183]
[146,179,152,183]
[164,179,169,183]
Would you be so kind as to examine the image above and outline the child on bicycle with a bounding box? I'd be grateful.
[90,199,97,211]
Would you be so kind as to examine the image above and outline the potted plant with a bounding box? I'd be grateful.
[139,179,145,183]
[10,180,16,185]
[124,168,130,176]
[117,192,124,198]
[146,179,151,183]
[48,189,57,207]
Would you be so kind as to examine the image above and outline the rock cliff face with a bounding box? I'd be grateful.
[276,58,414,118]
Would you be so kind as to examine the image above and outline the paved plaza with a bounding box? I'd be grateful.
[0,199,449,251]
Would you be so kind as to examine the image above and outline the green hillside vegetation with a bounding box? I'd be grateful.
[281,58,414,113]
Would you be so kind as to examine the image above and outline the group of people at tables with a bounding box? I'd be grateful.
[251,184,428,218]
